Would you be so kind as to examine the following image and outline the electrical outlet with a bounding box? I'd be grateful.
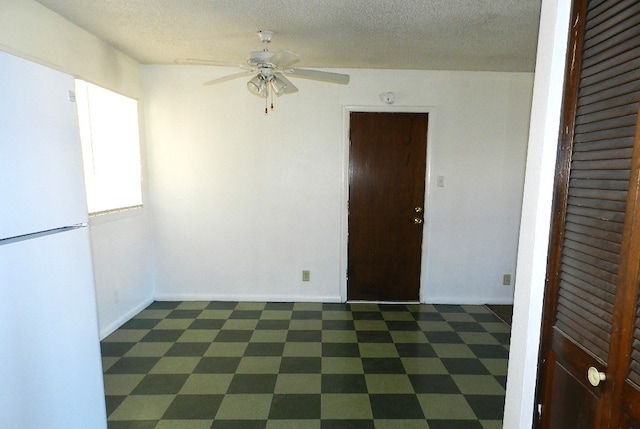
[503,274,511,285]
[302,270,310,282]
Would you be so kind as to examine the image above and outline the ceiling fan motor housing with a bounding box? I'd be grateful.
[248,50,274,67]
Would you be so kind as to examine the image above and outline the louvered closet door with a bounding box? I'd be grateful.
[537,0,640,427]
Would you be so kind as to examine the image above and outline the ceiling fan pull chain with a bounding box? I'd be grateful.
[264,82,269,115]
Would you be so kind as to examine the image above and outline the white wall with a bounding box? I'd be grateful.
[0,0,154,338]
[503,0,572,426]
[144,66,533,304]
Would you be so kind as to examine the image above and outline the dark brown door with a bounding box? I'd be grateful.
[347,112,427,301]
[537,0,640,427]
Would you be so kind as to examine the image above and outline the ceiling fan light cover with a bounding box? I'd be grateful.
[247,75,267,97]
[271,76,288,96]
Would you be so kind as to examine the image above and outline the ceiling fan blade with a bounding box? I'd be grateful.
[203,71,254,86]
[274,73,298,96]
[176,58,254,70]
[282,68,350,85]
[270,50,300,68]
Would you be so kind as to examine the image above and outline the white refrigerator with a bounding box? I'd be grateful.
[0,51,107,428]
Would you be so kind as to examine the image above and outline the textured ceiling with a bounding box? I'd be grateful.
[35,0,542,72]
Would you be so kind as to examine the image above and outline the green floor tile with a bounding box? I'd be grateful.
[102,301,511,427]
[365,374,414,393]
[215,394,273,419]
[321,393,373,419]
[109,394,176,420]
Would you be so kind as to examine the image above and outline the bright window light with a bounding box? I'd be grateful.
[75,80,142,214]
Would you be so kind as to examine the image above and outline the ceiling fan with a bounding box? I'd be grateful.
[178,30,350,113]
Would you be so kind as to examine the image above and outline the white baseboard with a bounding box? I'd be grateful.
[99,296,155,340]
[153,293,344,303]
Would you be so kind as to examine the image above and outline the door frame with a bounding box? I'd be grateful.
[340,105,435,302]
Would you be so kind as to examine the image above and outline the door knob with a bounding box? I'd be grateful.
[414,218,423,224]
[587,367,606,386]
[415,207,423,213]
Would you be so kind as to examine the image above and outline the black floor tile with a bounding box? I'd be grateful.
[189,318,226,329]
[362,358,405,374]
[105,395,126,416]
[433,304,466,313]
[167,309,203,319]
[322,343,360,357]
[193,357,242,374]
[287,330,322,342]
[279,357,322,373]
[103,301,511,427]
[140,329,183,343]
[369,394,424,419]
[412,311,445,321]
[265,302,295,310]
[424,331,464,344]
[395,343,435,357]
[269,394,321,419]
[465,394,506,420]
[108,421,158,429]
[214,330,253,342]
[352,311,383,320]
[106,357,160,374]
[162,394,224,419]
[448,322,487,332]
[441,358,490,375]
[245,342,286,356]
[321,420,375,429]
[230,310,263,319]
[211,420,268,429]
[321,374,368,393]
[292,310,322,320]
[256,320,290,330]
[409,374,460,393]
[385,320,421,331]
[120,318,160,329]
[356,331,393,343]
[322,320,355,330]
[469,344,510,359]
[207,301,238,310]
[227,374,278,393]
[131,374,188,394]
[147,301,180,309]
[428,420,483,429]
[165,342,210,357]
[101,342,135,357]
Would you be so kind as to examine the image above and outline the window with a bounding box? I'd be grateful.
[75,80,142,214]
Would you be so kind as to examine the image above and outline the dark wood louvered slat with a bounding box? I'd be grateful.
[561,261,617,296]
[567,195,627,212]
[559,279,615,315]
[576,105,640,127]
[560,269,617,303]
[586,0,634,27]
[540,0,640,426]
[583,18,640,66]
[565,220,623,243]
[568,187,627,203]
[566,212,625,233]
[564,229,622,254]
[579,83,640,112]
[584,18,640,64]
[552,1,638,374]
[575,114,639,134]
[555,313,611,355]
[563,238,619,265]
[571,147,634,161]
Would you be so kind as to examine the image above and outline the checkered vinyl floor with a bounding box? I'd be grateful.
[101,301,510,429]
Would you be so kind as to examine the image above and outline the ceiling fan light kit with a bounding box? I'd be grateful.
[178,30,350,114]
